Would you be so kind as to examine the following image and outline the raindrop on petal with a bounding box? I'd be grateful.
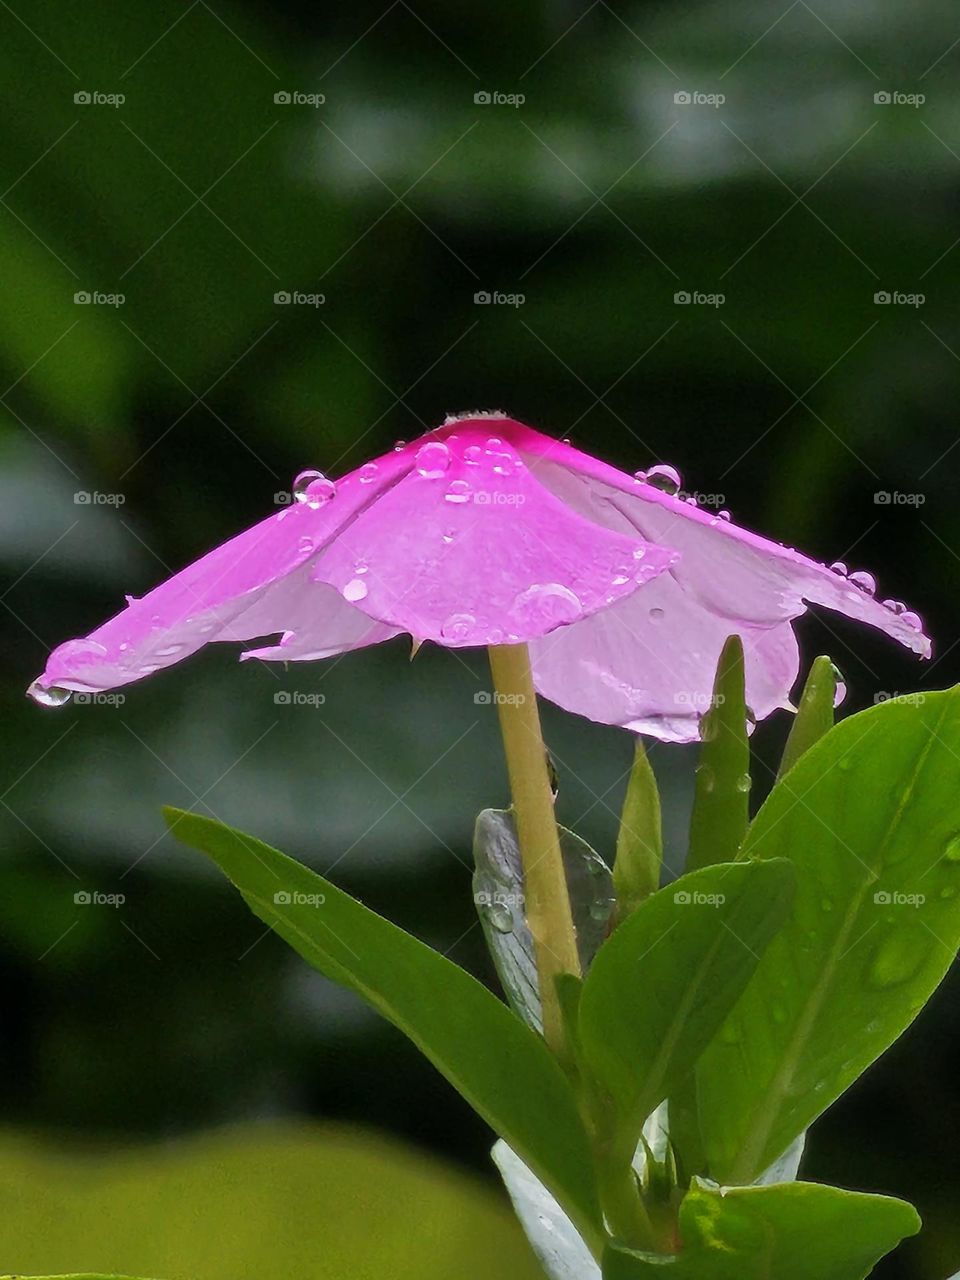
[293,470,336,508]
[901,611,923,631]
[511,583,582,631]
[440,612,476,643]
[848,570,877,596]
[829,561,848,576]
[342,579,368,603]
[645,464,682,495]
[649,606,665,622]
[358,462,379,484]
[444,479,472,504]
[27,681,72,708]
[414,441,451,478]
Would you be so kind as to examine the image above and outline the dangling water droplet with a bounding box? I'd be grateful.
[414,441,451,478]
[831,663,847,707]
[649,607,665,622]
[511,583,582,631]
[440,612,476,643]
[645,464,682,496]
[829,561,848,576]
[444,479,471,504]
[358,461,379,484]
[293,470,336,508]
[342,578,368,603]
[848,570,877,596]
[942,832,960,863]
[27,680,72,708]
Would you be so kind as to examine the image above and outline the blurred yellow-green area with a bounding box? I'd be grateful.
[1,3,959,1279]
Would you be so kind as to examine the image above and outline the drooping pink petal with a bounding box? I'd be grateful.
[31,450,411,696]
[310,431,679,647]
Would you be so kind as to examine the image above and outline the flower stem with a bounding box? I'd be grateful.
[488,643,581,1054]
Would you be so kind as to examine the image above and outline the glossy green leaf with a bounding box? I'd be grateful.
[602,1178,920,1279]
[166,808,602,1248]
[698,689,960,1185]
[472,808,614,1033]
[578,860,794,1157]
[614,738,662,916]
[687,636,750,874]
[778,656,837,779]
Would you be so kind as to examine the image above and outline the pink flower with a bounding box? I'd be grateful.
[29,414,929,741]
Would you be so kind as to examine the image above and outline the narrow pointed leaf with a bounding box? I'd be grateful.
[614,737,662,915]
[687,636,750,874]
[472,808,614,1033]
[698,689,960,1186]
[778,655,836,779]
[166,808,602,1247]
[602,1178,920,1279]
[578,860,794,1154]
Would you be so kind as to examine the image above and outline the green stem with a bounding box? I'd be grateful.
[596,1153,657,1250]
[488,643,581,1055]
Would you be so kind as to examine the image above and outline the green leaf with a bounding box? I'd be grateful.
[687,636,750,874]
[577,860,794,1157]
[778,656,837,779]
[166,808,602,1248]
[472,808,615,1033]
[698,688,960,1185]
[602,1178,920,1278]
[614,738,663,915]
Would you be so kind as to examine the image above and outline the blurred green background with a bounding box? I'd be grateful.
[1,1,958,1277]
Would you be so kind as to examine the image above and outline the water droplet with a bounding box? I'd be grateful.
[848,570,877,596]
[943,833,960,863]
[27,680,72,708]
[342,579,368,603]
[490,451,516,476]
[633,469,647,483]
[440,612,476,643]
[487,902,514,933]
[353,559,369,575]
[293,470,336,508]
[718,509,731,522]
[940,886,957,900]
[868,932,929,990]
[298,536,315,555]
[441,529,456,545]
[154,644,183,657]
[881,598,906,615]
[393,440,406,452]
[645,464,682,496]
[414,441,451,478]
[649,607,665,622]
[464,445,483,465]
[901,610,923,631]
[831,663,847,707]
[829,561,848,576]
[735,773,752,793]
[511,583,582,631]
[444,479,471,504]
[358,461,379,484]
[696,763,715,793]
